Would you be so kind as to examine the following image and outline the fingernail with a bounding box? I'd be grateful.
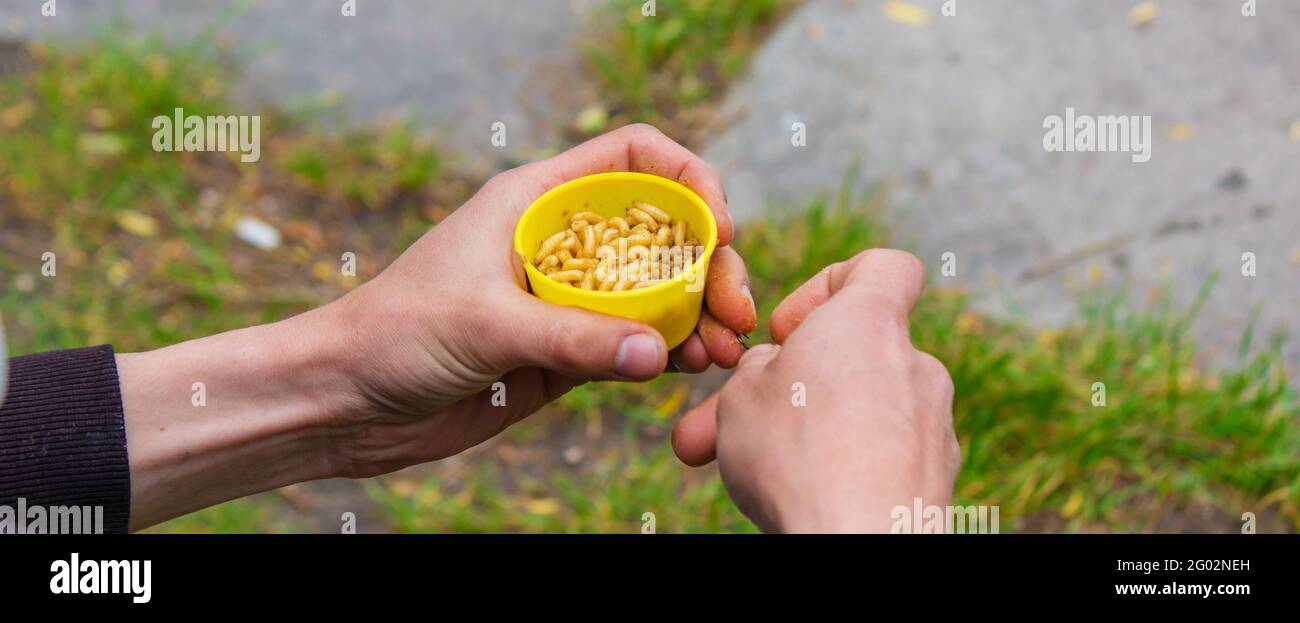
[742,284,754,308]
[615,333,661,379]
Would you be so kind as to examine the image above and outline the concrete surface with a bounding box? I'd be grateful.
[0,0,603,171]
[702,0,1300,373]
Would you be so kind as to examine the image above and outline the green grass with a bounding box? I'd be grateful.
[147,492,303,534]
[5,23,1297,534]
[580,0,801,138]
[0,31,448,355]
[919,275,1298,531]
[278,116,443,210]
[0,32,252,352]
[737,182,1300,530]
[364,436,756,534]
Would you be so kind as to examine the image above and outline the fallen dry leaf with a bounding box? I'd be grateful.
[1130,1,1157,26]
[522,498,561,516]
[1168,123,1194,141]
[116,210,160,238]
[882,0,932,28]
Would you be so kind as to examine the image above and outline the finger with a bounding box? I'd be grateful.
[522,124,734,245]
[770,248,925,344]
[506,294,668,381]
[671,343,780,467]
[698,309,745,369]
[769,254,868,344]
[672,390,719,466]
[705,246,757,335]
[735,342,781,373]
[669,332,711,374]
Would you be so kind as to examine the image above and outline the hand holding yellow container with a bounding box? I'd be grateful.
[513,172,718,349]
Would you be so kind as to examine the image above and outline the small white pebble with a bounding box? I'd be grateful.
[235,216,281,250]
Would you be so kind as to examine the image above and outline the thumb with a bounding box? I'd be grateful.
[734,342,782,374]
[671,343,780,466]
[506,295,668,382]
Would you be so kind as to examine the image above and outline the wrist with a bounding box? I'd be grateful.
[120,307,355,529]
[771,495,893,534]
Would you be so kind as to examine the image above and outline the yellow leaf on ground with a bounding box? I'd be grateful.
[1130,2,1157,26]
[1,99,34,129]
[654,383,690,420]
[88,107,115,129]
[1168,123,1194,141]
[1035,328,1059,349]
[107,259,132,287]
[389,479,417,497]
[1086,264,1104,285]
[115,210,159,237]
[573,105,609,135]
[1061,490,1085,518]
[78,132,126,157]
[882,0,931,28]
[956,311,981,335]
[312,261,335,282]
[522,498,561,516]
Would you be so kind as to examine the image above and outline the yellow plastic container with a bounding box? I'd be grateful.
[514,172,718,349]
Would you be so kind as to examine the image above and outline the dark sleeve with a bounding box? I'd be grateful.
[0,345,131,533]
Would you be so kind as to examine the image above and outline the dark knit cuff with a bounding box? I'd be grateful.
[0,345,130,533]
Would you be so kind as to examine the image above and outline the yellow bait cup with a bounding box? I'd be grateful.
[514,172,718,349]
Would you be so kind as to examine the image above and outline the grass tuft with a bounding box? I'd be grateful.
[0,32,454,355]
[581,0,802,140]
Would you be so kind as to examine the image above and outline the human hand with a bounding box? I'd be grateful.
[316,124,757,477]
[669,250,959,533]
[118,124,756,529]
